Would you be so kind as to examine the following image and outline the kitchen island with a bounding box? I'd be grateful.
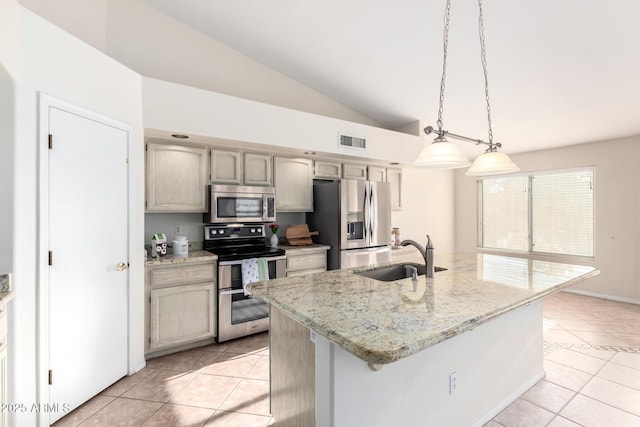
[248,253,599,427]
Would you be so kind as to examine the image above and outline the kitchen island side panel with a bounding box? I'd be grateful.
[316,300,544,427]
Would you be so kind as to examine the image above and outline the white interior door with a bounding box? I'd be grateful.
[46,105,129,424]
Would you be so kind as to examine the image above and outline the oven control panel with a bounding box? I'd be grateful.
[204,224,265,240]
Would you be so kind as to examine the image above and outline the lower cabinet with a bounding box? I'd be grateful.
[149,283,216,351]
[146,260,217,355]
[284,245,329,277]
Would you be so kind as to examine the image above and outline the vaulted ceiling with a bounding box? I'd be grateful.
[145,1,640,157]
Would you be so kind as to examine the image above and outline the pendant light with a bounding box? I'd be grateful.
[415,0,519,176]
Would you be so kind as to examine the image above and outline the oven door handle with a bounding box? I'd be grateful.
[219,288,251,296]
[218,255,286,266]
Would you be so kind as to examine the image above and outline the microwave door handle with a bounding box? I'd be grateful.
[263,196,268,220]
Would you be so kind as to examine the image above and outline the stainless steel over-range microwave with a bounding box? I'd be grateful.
[204,184,276,224]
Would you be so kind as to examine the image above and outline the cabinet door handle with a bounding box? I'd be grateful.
[115,262,129,272]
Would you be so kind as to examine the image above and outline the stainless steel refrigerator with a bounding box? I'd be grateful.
[307,179,392,270]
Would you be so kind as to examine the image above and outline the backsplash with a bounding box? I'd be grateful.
[144,212,307,247]
[0,273,11,292]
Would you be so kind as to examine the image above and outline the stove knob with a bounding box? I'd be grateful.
[219,230,225,235]
[210,229,217,236]
[250,228,256,233]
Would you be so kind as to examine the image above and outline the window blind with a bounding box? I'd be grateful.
[478,168,595,258]
[531,170,594,257]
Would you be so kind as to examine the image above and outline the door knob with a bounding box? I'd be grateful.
[115,262,129,272]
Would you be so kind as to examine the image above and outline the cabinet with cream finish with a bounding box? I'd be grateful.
[274,157,313,212]
[387,167,403,210]
[368,166,387,182]
[145,141,208,213]
[244,152,273,186]
[210,149,243,184]
[342,163,368,180]
[313,160,342,180]
[145,259,216,356]
[211,149,273,186]
[283,245,330,277]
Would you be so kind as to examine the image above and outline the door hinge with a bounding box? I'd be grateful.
[48,134,53,150]
[48,369,53,385]
[48,251,53,266]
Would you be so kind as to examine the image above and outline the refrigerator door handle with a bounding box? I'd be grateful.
[363,183,369,240]
[369,183,376,238]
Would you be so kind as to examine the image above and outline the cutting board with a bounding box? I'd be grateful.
[286,224,319,246]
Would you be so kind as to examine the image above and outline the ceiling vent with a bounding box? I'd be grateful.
[339,133,366,150]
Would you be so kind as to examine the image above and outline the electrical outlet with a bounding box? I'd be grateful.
[174,224,183,235]
[449,371,458,395]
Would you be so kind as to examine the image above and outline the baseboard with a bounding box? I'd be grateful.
[562,289,640,305]
[472,371,545,427]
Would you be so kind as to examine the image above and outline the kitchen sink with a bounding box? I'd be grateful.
[356,263,447,282]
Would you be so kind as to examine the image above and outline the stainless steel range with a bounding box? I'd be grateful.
[204,223,285,342]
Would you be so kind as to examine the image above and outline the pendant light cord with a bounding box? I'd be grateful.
[436,0,452,134]
[477,0,495,149]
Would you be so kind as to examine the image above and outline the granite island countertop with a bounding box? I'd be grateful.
[248,253,599,365]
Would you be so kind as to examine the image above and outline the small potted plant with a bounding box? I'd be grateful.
[269,223,279,247]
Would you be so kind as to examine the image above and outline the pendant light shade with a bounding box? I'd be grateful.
[415,141,470,169]
[465,150,520,176]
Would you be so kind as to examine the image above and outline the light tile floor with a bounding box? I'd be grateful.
[53,291,640,426]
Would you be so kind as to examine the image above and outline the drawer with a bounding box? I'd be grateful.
[287,252,327,272]
[149,263,216,288]
[286,267,327,277]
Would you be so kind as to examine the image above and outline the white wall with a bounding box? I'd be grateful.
[6,6,145,425]
[143,78,423,164]
[18,0,381,128]
[392,167,456,255]
[18,0,107,51]
[455,137,640,303]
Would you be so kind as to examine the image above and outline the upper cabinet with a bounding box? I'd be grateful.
[211,149,272,186]
[387,167,402,211]
[210,149,243,185]
[146,142,208,213]
[342,163,368,181]
[244,152,273,186]
[368,166,386,182]
[314,160,342,180]
[274,157,313,212]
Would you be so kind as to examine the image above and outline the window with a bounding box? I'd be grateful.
[478,168,595,258]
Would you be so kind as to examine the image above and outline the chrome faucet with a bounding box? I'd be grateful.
[401,235,434,278]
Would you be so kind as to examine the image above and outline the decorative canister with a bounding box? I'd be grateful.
[392,228,401,247]
[151,233,167,257]
[173,235,189,257]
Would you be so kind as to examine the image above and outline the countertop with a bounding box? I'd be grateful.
[248,253,599,365]
[145,250,218,266]
[278,243,331,252]
[0,291,15,304]
[0,273,13,303]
